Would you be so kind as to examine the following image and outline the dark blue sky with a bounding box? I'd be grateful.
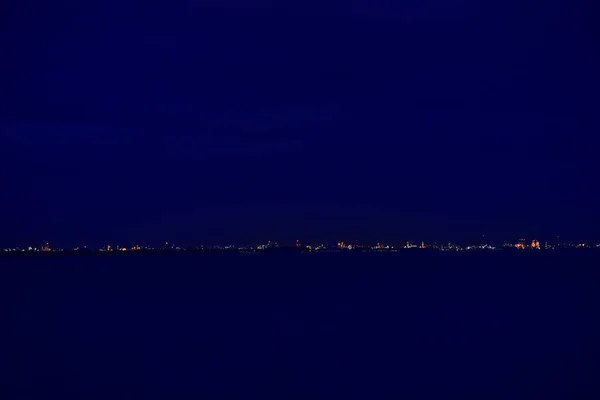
[1,1,599,246]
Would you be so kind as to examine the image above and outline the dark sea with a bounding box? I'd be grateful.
[2,252,599,399]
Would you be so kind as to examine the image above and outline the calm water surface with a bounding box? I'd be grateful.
[2,252,599,398]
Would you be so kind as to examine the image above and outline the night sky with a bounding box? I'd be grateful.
[1,1,599,247]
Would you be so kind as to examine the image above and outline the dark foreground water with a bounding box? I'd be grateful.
[2,252,600,399]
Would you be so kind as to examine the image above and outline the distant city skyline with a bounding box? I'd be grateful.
[3,236,599,254]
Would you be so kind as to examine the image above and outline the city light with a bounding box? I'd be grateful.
[2,237,599,255]
[515,239,527,250]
